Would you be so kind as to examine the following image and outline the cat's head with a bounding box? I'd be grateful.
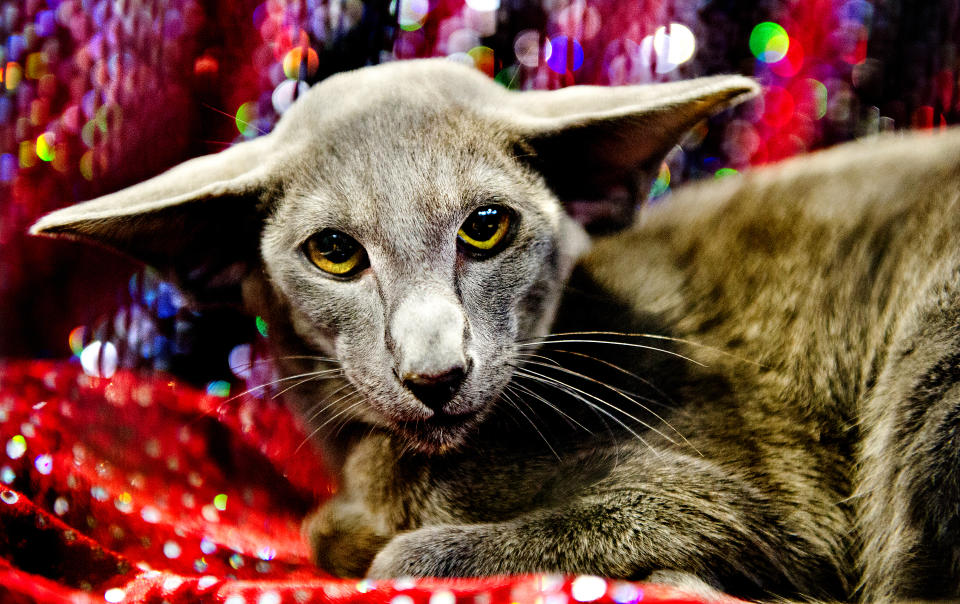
[31,59,756,453]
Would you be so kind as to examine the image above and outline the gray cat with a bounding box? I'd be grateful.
[30,59,960,602]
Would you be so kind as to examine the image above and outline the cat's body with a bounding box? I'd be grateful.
[30,59,960,602]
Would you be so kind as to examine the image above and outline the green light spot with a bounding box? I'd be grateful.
[206,380,230,398]
[649,162,671,198]
[715,168,740,179]
[749,22,789,63]
[494,65,520,90]
[213,493,227,511]
[235,102,258,137]
[35,133,54,162]
[255,316,269,338]
[806,78,829,119]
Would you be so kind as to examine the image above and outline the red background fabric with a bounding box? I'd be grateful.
[0,360,739,604]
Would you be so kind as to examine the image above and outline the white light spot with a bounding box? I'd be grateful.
[610,582,642,604]
[571,576,607,602]
[430,590,456,604]
[104,588,125,603]
[163,540,182,559]
[34,454,53,475]
[80,341,118,378]
[465,0,499,12]
[391,596,416,604]
[513,30,542,67]
[162,576,183,591]
[6,436,26,459]
[54,496,69,515]
[652,23,696,73]
[200,537,217,554]
[258,592,281,604]
[198,576,218,589]
[141,506,161,523]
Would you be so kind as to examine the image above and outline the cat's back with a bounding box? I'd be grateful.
[582,127,960,418]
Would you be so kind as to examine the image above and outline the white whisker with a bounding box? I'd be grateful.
[512,367,659,456]
[517,338,707,367]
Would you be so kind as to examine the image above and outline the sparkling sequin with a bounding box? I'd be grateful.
[200,536,217,554]
[53,496,69,515]
[259,591,281,604]
[114,492,133,513]
[214,493,228,511]
[6,435,26,459]
[141,506,161,523]
[610,582,643,604]
[163,540,182,559]
[430,590,456,604]
[571,576,607,602]
[229,553,245,569]
[0,466,14,484]
[104,588,125,603]
[33,453,52,475]
[1,489,18,504]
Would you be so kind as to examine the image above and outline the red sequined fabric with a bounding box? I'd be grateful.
[0,360,738,604]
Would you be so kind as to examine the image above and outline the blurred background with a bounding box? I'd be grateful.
[0,0,957,394]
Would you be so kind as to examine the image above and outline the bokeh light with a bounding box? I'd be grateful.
[652,23,696,73]
[750,22,790,63]
[545,36,584,74]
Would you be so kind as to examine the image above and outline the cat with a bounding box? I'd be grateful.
[30,58,960,602]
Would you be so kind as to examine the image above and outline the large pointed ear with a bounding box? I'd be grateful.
[30,134,281,305]
[506,75,759,232]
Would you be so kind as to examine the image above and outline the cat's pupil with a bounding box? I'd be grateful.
[465,207,502,241]
[317,231,357,263]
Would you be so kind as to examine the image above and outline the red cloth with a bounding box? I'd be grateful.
[0,360,735,604]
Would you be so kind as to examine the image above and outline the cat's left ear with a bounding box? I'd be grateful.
[506,75,759,232]
[29,133,281,304]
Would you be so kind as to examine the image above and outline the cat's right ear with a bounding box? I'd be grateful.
[505,75,759,232]
[29,133,281,305]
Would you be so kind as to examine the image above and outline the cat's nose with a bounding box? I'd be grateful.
[402,366,466,412]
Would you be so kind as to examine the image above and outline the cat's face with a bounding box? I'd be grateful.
[261,92,587,451]
[30,59,757,454]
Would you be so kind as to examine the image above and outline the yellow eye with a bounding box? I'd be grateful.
[305,230,368,277]
[457,205,513,255]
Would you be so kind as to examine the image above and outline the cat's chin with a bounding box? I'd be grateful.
[390,408,485,454]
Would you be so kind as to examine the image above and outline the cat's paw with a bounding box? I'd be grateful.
[366,525,493,579]
[304,499,393,578]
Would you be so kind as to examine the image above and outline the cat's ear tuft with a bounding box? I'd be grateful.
[29,134,280,305]
[506,75,759,232]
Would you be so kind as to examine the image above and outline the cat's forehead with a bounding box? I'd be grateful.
[277,122,527,237]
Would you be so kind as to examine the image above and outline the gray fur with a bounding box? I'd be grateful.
[29,59,960,602]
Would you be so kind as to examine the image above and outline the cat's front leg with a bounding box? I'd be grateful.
[305,498,394,577]
[367,450,848,598]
